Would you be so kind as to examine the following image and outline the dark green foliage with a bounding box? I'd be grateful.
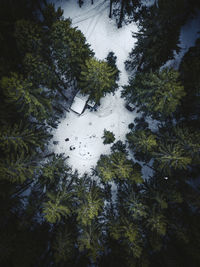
[0,122,52,156]
[1,1,200,266]
[50,19,94,81]
[178,38,200,120]
[1,73,51,120]
[43,191,71,223]
[106,51,120,81]
[125,0,195,72]
[96,151,143,183]
[111,0,142,27]
[0,153,37,184]
[102,129,116,144]
[111,140,127,153]
[79,57,118,103]
[122,68,185,119]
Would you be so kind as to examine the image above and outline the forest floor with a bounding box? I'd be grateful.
[51,0,139,174]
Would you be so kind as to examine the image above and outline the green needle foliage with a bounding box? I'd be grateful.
[79,58,118,103]
[14,19,42,55]
[1,73,51,120]
[78,222,103,263]
[53,226,75,264]
[50,19,93,80]
[153,143,192,174]
[0,153,37,183]
[77,184,104,226]
[122,68,185,119]
[43,192,71,224]
[0,122,51,154]
[102,129,115,144]
[146,210,167,236]
[127,129,157,154]
[96,151,143,183]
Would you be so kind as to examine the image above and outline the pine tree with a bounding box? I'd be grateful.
[78,222,103,263]
[125,0,190,71]
[96,151,143,183]
[106,51,120,81]
[0,122,51,154]
[14,19,42,55]
[77,184,104,226]
[79,58,118,103]
[43,192,71,224]
[102,129,115,144]
[50,19,93,81]
[179,38,200,119]
[23,53,58,90]
[174,126,200,164]
[53,226,75,264]
[112,0,142,27]
[146,209,167,236]
[1,73,51,120]
[126,129,157,154]
[153,143,192,174]
[41,3,64,28]
[122,68,185,119]
[0,153,37,184]
[41,154,73,193]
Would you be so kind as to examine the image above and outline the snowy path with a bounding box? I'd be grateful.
[51,0,138,174]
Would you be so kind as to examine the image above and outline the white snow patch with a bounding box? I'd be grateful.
[51,0,139,174]
[162,10,200,70]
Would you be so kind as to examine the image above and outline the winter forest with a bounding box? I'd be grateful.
[1,0,200,266]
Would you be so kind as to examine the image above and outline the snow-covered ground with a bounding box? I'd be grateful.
[51,0,139,174]
[162,10,200,70]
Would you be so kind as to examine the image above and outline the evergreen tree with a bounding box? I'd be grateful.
[111,0,142,27]
[0,122,52,154]
[122,68,185,119]
[77,184,104,226]
[126,129,157,157]
[43,191,71,224]
[146,209,167,236]
[102,129,116,144]
[79,58,118,103]
[1,73,51,120]
[53,226,76,264]
[96,151,143,183]
[0,153,37,183]
[106,51,120,81]
[178,38,200,120]
[14,19,42,55]
[153,143,192,174]
[50,19,93,81]
[125,0,193,71]
[78,222,104,263]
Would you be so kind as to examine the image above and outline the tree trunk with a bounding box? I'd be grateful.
[79,0,83,7]
[118,0,125,28]
[109,0,113,18]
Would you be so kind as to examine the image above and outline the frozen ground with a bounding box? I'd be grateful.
[51,0,139,174]
[162,10,200,70]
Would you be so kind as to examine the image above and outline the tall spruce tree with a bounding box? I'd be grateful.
[1,73,51,120]
[96,151,143,183]
[122,68,185,119]
[79,58,118,103]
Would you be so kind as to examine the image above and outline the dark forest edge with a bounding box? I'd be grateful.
[0,0,200,266]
